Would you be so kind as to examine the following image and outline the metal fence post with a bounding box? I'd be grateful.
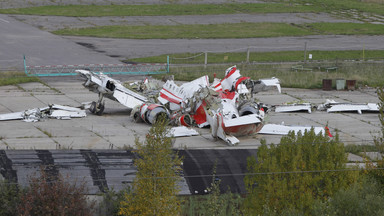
[204,52,208,67]
[304,42,307,64]
[246,48,250,63]
[167,55,170,73]
[23,55,30,76]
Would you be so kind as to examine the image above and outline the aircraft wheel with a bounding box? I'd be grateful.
[89,101,97,114]
[96,103,104,116]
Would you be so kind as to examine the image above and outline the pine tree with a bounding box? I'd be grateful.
[119,118,182,216]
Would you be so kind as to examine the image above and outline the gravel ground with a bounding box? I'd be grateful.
[9,13,359,31]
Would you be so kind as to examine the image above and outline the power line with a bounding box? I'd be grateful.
[2,167,384,186]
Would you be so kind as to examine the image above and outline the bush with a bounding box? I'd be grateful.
[18,168,94,216]
[0,180,21,216]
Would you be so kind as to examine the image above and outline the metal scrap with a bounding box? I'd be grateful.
[0,104,86,122]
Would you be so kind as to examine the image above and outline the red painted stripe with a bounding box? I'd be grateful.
[223,66,237,80]
[162,88,183,101]
[160,93,182,104]
[147,104,161,110]
[235,76,250,90]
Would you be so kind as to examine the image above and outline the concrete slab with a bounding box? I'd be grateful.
[364,152,383,160]
[0,80,382,149]
[53,136,111,149]
[4,137,57,150]
[0,122,45,138]
[33,94,79,106]
[0,96,47,112]
[348,153,365,162]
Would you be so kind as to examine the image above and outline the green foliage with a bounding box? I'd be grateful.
[119,118,182,216]
[18,168,94,216]
[98,188,130,216]
[181,192,243,216]
[0,180,21,216]
[244,129,358,215]
[369,87,384,186]
[204,163,242,216]
[344,144,378,155]
[326,178,384,216]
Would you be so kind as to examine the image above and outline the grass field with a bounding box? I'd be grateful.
[155,61,384,89]
[53,22,314,39]
[0,3,321,17]
[52,22,384,39]
[0,72,39,86]
[1,0,384,16]
[127,50,384,64]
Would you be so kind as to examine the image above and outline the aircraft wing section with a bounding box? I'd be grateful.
[260,78,281,93]
[113,85,147,109]
[259,124,325,135]
[0,111,24,121]
[223,114,261,127]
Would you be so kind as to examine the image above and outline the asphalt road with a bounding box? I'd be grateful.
[64,35,384,61]
[0,14,122,71]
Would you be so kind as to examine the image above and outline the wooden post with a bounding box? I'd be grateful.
[246,48,250,63]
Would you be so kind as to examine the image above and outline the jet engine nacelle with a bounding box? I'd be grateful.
[139,103,170,124]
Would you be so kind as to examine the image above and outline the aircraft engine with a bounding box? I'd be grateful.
[140,103,170,124]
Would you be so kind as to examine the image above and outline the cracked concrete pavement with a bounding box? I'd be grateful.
[0,78,381,150]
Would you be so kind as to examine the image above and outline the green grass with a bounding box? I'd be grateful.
[0,3,321,17]
[0,72,39,86]
[151,61,384,89]
[131,50,384,89]
[127,50,384,64]
[53,22,313,39]
[305,23,384,35]
[297,0,384,16]
[53,22,384,39]
[2,1,384,17]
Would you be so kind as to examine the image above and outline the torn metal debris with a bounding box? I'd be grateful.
[274,103,312,113]
[76,65,280,145]
[167,126,199,137]
[317,99,379,114]
[0,104,86,122]
[259,124,327,136]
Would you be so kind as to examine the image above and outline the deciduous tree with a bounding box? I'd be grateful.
[244,129,358,215]
[119,118,182,216]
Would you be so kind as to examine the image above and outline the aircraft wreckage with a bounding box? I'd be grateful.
[76,65,280,145]
[0,65,378,145]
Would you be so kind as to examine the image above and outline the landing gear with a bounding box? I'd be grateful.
[89,93,105,115]
[89,101,105,115]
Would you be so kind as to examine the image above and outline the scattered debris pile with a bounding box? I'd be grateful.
[0,104,86,122]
